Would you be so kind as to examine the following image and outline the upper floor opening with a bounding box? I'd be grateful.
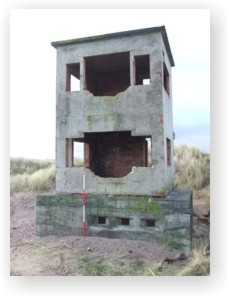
[66,63,80,91]
[85,52,130,96]
[64,52,171,97]
[65,131,152,178]
[134,55,150,85]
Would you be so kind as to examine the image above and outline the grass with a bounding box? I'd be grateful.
[177,245,210,276]
[144,245,210,276]
[10,165,55,193]
[77,252,210,276]
[77,256,123,276]
[10,145,210,275]
[10,158,55,193]
[10,157,54,175]
[77,256,146,276]
[174,145,210,190]
[10,157,83,193]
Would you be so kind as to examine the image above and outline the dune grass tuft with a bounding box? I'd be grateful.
[174,145,210,190]
[10,157,54,175]
[10,158,55,193]
[177,245,210,276]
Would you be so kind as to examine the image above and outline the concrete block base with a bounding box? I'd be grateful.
[36,189,192,252]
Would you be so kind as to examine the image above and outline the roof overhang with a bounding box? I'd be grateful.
[51,26,175,67]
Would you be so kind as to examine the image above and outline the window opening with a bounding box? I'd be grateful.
[141,219,156,227]
[146,219,155,227]
[85,131,151,178]
[145,137,152,166]
[66,63,80,91]
[66,134,152,172]
[66,139,84,167]
[163,62,170,95]
[85,52,130,96]
[134,55,150,85]
[166,138,171,166]
[117,217,130,226]
[73,141,84,167]
[65,139,73,167]
[97,216,106,224]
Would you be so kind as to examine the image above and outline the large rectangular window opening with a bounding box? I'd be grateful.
[166,138,171,167]
[163,62,170,95]
[66,63,80,91]
[65,133,151,174]
[134,55,150,85]
[84,131,151,178]
[85,52,130,96]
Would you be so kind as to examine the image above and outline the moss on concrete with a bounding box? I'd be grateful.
[36,192,192,251]
[127,196,164,220]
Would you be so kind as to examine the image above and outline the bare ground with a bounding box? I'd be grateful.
[10,190,209,276]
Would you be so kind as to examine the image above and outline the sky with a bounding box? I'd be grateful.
[10,9,210,159]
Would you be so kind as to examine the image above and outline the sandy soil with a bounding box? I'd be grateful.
[10,190,209,276]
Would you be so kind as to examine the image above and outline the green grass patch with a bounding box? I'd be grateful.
[77,256,146,276]
[77,256,123,276]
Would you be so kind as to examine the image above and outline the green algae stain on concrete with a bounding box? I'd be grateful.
[87,115,94,130]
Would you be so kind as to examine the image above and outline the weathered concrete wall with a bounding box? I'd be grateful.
[161,32,175,186]
[54,30,174,195]
[36,189,192,252]
[56,81,171,195]
[56,167,166,196]
[39,28,191,250]
[56,85,161,138]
